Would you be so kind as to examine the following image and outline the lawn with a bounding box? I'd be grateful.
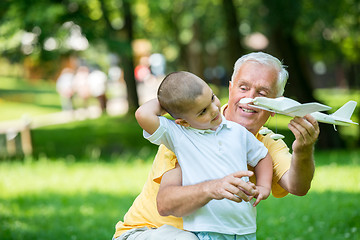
[0,76,359,239]
[0,160,153,240]
[0,76,61,121]
[0,150,359,240]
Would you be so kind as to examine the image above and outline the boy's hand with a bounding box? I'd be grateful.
[251,185,270,207]
[205,171,257,203]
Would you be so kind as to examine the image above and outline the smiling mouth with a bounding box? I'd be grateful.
[241,107,256,113]
[213,114,220,121]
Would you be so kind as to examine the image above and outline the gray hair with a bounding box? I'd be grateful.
[231,52,288,97]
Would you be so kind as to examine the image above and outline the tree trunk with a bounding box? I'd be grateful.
[221,0,246,72]
[121,0,139,113]
[100,0,139,113]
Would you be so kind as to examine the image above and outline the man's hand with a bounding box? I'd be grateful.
[288,114,319,153]
[157,164,257,217]
[280,114,319,196]
[205,171,257,203]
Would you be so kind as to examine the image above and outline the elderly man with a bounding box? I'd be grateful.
[113,52,319,240]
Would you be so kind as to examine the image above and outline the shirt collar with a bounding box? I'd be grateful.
[189,115,231,134]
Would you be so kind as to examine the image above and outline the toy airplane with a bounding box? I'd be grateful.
[240,96,358,128]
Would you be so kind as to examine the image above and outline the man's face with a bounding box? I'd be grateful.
[226,61,279,135]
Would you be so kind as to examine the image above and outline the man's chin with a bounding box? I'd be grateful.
[232,115,252,126]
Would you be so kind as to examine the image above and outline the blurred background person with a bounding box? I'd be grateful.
[56,68,75,112]
[149,53,166,78]
[73,65,91,109]
[88,68,108,114]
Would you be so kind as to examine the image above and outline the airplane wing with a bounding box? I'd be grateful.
[244,97,332,117]
[283,103,332,117]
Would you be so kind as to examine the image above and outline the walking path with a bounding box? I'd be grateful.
[0,77,161,157]
[0,98,129,134]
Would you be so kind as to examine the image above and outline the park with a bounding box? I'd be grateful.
[1,1,359,239]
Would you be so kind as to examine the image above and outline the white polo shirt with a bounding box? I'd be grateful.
[144,116,268,235]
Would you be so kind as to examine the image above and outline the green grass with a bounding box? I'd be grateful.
[30,115,158,160]
[257,150,360,240]
[0,76,61,121]
[0,150,359,240]
[0,114,158,160]
[0,159,153,240]
[0,76,359,239]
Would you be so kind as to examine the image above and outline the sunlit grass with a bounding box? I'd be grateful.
[0,159,153,240]
[0,159,152,198]
[257,150,360,240]
[0,100,60,121]
[312,165,360,193]
[0,76,55,91]
[0,76,61,121]
[0,150,359,240]
[315,88,360,110]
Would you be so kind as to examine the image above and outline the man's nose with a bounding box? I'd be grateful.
[246,89,257,99]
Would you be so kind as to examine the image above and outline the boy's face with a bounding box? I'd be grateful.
[178,85,222,131]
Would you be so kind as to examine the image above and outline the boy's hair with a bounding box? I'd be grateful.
[158,71,207,118]
[231,52,288,97]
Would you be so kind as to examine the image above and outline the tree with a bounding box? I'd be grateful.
[221,0,246,71]
[260,0,349,148]
[0,0,140,111]
[98,0,139,112]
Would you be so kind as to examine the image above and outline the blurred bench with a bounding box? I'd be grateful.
[1,117,33,158]
[0,107,103,158]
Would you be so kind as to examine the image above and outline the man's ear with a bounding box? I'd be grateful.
[228,81,233,91]
[175,118,190,127]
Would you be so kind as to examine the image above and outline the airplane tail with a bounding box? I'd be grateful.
[332,101,357,120]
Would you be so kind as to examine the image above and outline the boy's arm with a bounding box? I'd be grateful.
[135,98,167,135]
[252,152,273,207]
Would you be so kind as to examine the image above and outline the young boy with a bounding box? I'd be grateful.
[135,71,272,239]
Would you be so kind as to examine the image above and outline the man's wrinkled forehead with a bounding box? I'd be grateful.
[233,66,279,97]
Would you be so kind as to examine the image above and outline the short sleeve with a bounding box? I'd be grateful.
[245,130,269,167]
[152,145,178,184]
[258,131,292,198]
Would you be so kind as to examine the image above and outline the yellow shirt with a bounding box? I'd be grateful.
[113,130,291,238]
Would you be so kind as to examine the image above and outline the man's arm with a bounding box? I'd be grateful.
[252,153,272,206]
[135,98,166,135]
[157,163,257,217]
[279,114,319,196]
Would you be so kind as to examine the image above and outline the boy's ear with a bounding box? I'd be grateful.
[175,118,190,127]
